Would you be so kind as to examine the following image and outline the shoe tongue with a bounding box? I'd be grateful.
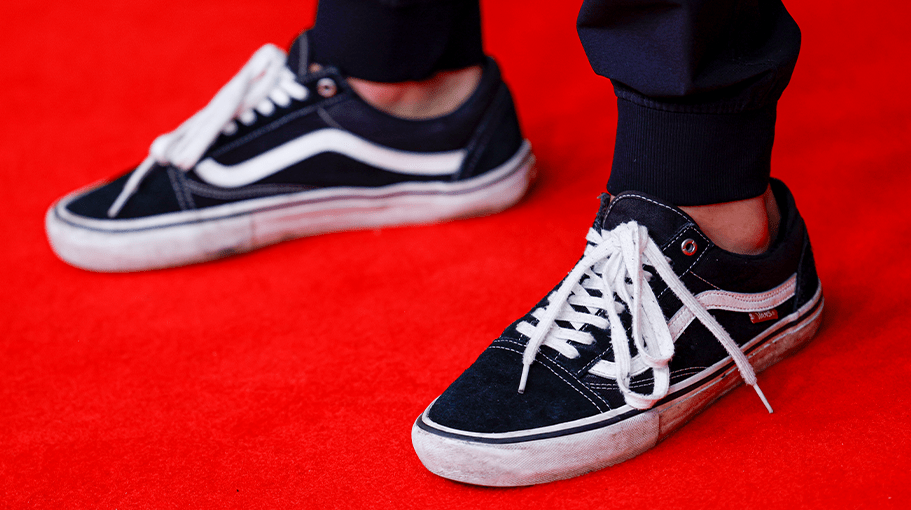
[596,191,696,246]
[286,33,310,80]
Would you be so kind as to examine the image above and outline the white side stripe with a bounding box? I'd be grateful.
[589,274,797,379]
[667,274,797,340]
[194,128,466,188]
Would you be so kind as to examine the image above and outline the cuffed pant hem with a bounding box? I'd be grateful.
[309,0,484,82]
[607,98,776,206]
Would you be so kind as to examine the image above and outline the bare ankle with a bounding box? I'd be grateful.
[346,66,483,120]
[679,186,780,255]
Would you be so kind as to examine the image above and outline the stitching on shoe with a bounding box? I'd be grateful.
[578,321,632,375]
[498,337,597,381]
[185,180,314,200]
[167,167,190,211]
[588,382,620,390]
[691,272,722,291]
[709,282,794,306]
[590,379,652,390]
[656,234,710,301]
[295,34,309,82]
[590,380,649,390]
[587,366,707,392]
[176,169,196,210]
[316,107,345,130]
[209,93,348,158]
[501,313,634,381]
[491,337,611,409]
[490,344,609,412]
[498,337,526,349]
[670,366,707,379]
[607,194,689,223]
[663,226,710,258]
[503,324,627,383]
[541,349,614,409]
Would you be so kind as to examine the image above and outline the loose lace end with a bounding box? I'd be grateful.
[107,193,129,219]
[106,44,291,219]
[107,156,156,218]
[517,363,531,394]
[752,383,774,414]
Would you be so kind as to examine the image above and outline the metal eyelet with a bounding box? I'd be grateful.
[681,238,698,256]
[316,78,337,98]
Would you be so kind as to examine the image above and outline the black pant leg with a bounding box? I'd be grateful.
[578,0,801,205]
[308,0,484,83]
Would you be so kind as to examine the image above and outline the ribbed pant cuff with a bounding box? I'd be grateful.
[309,0,483,83]
[607,98,777,206]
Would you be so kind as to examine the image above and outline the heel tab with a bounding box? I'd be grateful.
[456,83,524,180]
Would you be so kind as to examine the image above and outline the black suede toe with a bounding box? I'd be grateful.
[66,166,182,220]
[428,338,606,433]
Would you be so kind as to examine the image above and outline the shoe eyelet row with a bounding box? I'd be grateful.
[681,238,698,256]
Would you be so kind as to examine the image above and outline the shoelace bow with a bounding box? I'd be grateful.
[107,44,308,218]
[516,221,774,413]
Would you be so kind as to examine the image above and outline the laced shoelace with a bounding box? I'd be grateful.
[516,221,774,413]
[107,44,308,218]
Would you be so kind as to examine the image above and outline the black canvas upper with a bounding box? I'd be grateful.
[425,179,819,434]
[65,34,524,221]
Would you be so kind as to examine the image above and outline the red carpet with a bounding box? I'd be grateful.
[3,0,910,507]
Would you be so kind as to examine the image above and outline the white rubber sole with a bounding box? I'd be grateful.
[412,285,824,486]
[46,141,535,272]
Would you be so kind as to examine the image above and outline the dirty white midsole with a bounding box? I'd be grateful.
[412,285,823,486]
[46,141,534,272]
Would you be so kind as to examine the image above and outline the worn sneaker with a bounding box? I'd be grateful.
[45,35,534,272]
[412,179,823,486]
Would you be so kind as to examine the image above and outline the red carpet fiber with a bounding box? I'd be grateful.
[3,0,910,507]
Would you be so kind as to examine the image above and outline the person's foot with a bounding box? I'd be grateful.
[412,179,823,486]
[45,34,534,272]
[680,186,780,255]
[347,65,483,120]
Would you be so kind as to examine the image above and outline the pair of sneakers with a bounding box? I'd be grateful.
[46,35,824,486]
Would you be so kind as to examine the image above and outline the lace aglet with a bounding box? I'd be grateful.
[752,383,773,414]
[107,193,129,218]
[517,363,531,394]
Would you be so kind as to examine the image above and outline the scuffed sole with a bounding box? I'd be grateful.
[46,142,535,272]
[412,287,823,486]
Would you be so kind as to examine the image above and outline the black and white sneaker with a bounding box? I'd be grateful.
[412,179,823,486]
[46,35,534,272]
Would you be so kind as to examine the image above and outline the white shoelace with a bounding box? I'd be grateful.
[107,44,308,218]
[516,221,773,413]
